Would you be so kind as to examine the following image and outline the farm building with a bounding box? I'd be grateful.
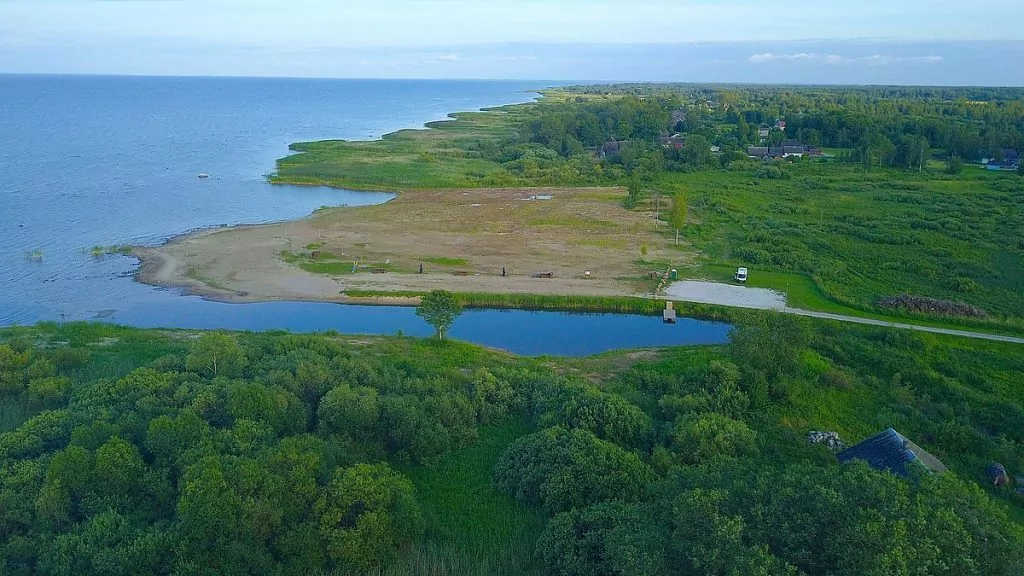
[986,149,1020,170]
[837,428,947,478]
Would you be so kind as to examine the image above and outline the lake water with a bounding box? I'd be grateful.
[0,75,731,355]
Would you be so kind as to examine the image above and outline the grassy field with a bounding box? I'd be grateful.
[271,106,533,191]
[396,420,544,576]
[662,163,1024,332]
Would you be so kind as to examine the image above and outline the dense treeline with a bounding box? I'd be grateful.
[2,320,1024,574]
[562,83,1024,162]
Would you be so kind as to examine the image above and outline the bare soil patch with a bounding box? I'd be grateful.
[136,187,681,302]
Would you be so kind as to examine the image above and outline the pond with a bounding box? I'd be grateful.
[95,298,732,357]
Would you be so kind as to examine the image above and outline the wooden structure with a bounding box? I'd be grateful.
[663,301,677,324]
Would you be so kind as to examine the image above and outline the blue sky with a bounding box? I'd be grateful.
[2,0,1023,84]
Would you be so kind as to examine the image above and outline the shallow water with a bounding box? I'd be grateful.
[0,75,544,325]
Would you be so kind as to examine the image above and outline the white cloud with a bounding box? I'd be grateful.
[436,54,459,61]
[748,52,943,65]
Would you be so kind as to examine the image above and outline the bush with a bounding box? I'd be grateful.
[493,427,653,515]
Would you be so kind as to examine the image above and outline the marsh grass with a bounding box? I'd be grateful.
[397,420,544,575]
[88,245,133,258]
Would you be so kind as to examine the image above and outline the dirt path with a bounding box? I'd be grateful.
[665,280,1024,345]
[784,309,1024,345]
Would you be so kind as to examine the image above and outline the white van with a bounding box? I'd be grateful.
[735,267,748,283]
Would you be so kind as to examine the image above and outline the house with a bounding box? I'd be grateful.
[758,127,771,139]
[747,146,770,158]
[775,119,787,131]
[601,140,627,157]
[806,147,823,158]
[837,428,947,478]
[783,145,807,157]
[986,149,1020,170]
[660,134,686,149]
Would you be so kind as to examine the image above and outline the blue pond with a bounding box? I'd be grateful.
[98,298,732,357]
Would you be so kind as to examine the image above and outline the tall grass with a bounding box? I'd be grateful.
[398,420,544,575]
[0,399,31,433]
[342,290,738,322]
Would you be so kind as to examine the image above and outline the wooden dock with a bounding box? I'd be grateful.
[663,301,677,324]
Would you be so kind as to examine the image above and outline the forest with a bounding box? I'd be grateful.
[2,317,1024,574]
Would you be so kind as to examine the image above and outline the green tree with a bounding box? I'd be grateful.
[317,384,380,436]
[186,332,246,378]
[314,463,422,572]
[552,387,652,448]
[493,426,654,515]
[670,192,688,244]
[730,313,809,386]
[536,502,667,576]
[682,134,714,169]
[669,413,757,465]
[946,155,964,175]
[415,290,463,339]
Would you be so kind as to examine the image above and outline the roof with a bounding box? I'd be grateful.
[837,428,946,477]
[747,146,769,156]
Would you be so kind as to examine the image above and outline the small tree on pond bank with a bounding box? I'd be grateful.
[416,290,463,339]
[670,193,687,245]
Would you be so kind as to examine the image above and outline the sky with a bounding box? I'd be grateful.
[2,0,1023,84]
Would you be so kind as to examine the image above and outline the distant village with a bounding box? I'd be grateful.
[596,108,1021,171]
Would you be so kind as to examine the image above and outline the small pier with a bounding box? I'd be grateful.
[663,301,677,324]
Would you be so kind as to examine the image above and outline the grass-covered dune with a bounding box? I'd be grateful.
[2,318,1024,574]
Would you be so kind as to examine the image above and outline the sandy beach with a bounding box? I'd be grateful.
[134,187,674,303]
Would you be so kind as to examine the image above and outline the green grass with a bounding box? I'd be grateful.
[88,244,134,258]
[398,420,544,576]
[0,398,31,433]
[682,264,1021,335]
[280,250,399,276]
[342,290,740,324]
[665,163,1024,334]
[420,256,469,267]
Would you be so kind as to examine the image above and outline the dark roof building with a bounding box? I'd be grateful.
[837,428,947,478]
[747,146,770,158]
[601,141,626,157]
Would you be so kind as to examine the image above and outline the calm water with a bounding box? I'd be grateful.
[1,75,730,355]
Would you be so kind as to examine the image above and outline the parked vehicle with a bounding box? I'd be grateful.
[735,267,748,283]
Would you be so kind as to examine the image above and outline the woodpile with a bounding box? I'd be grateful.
[876,295,987,318]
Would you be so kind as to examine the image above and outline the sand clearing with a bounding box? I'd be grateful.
[135,187,682,302]
[664,280,788,310]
